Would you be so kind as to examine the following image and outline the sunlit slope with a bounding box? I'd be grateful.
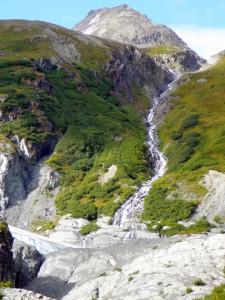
[0,20,151,219]
[142,55,225,236]
[161,56,225,174]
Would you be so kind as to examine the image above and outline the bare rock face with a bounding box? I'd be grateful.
[104,45,175,104]
[0,152,28,216]
[74,5,205,83]
[0,221,14,284]
[1,288,54,300]
[150,48,206,76]
[26,233,225,300]
[13,241,44,288]
[194,170,225,221]
[2,152,59,230]
[73,5,187,49]
[48,215,157,248]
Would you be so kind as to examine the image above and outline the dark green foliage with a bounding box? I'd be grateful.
[81,221,100,235]
[181,114,199,130]
[61,201,98,221]
[189,156,218,171]
[193,278,205,286]
[162,218,212,237]
[161,224,185,237]
[0,60,32,68]
[181,218,212,234]
[142,186,197,223]
[170,130,183,140]
[186,287,193,294]
[167,131,201,171]
[142,182,211,236]
[44,64,150,218]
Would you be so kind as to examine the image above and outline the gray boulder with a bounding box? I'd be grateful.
[13,241,44,287]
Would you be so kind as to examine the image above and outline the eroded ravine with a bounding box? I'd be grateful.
[113,80,176,230]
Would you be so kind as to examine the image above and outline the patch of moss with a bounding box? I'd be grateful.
[80,221,100,235]
[0,281,13,288]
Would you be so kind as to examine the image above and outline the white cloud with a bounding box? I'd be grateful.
[170,25,225,59]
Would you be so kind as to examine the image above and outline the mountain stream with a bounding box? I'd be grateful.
[113,81,176,230]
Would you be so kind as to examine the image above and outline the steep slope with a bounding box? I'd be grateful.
[0,19,179,229]
[0,15,205,231]
[74,4,187,48]
[142,51,225,236]
[73,5,205,75]
[1,11,225,300]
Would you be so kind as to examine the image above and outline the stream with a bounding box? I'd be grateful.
[113,81,176,230]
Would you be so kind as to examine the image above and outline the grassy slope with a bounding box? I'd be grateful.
[142,56,225,235]
[0,21,150,219]
[197,284,225,300]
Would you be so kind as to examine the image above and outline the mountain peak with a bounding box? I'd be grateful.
[73,5,186,48]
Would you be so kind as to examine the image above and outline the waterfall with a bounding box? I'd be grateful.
[113,80,176,230]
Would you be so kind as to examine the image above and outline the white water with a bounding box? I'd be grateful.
[113,81,176,230]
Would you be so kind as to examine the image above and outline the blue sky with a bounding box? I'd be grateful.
[1,0,225,59]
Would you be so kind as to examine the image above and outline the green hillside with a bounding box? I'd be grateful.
[143,55,225,235]
[1,20,221,227]
[0,20,152,219]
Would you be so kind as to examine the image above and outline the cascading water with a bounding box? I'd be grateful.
[113,80,176,230]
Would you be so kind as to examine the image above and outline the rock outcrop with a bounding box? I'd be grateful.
[0,221,14,284]
[104,45,175,105]
[194,170,225,222]
[1,288,54,300]
[74,5,205,79]
[26,233,225,300]
[73,5,187,49]
[13,241,44,288]
[0,151,28,216]
[48,215,157,248]
[149,47,206,76]
[0,150,59,230]
[5,161,59,230]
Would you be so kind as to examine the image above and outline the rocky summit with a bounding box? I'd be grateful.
[0,4,225,300]
[73,4,187,48]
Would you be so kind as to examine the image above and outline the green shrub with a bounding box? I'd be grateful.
[181,114,199,130]
[202,284,225,300]
[193,278,205,286]
[0,281,13,288]
[213,216,223,224]
[170,130,183,140]
[186,287,193,294]
[81,222,100,235]
[142,186,197,223]
[181,218,212,234]
[32,219,56,232]
[128,276,134,282]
